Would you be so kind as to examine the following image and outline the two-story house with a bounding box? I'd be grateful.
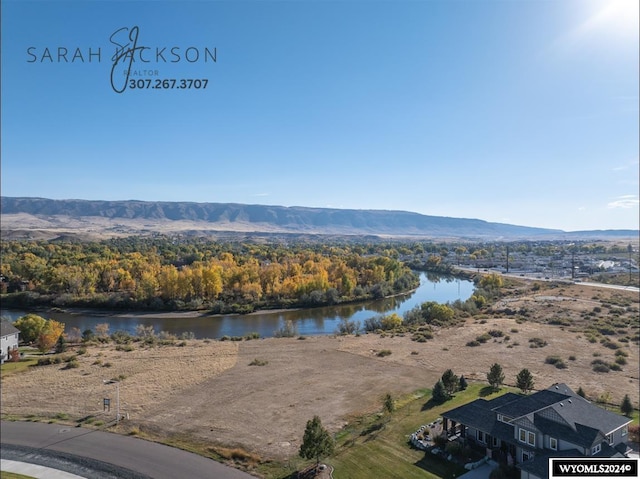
[441,383,632,479]
[1,320,20,364]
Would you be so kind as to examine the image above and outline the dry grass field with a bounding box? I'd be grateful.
[1,281,638,468]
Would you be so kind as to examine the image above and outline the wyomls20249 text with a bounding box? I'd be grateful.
[128,78,208,89]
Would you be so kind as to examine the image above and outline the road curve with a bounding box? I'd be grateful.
[0,421,255,479]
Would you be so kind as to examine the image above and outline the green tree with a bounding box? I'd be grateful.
[441,369,459,396]
[299,416,334,468]
[487,363,505,390]
[432,380,449,404]
[55,334,67,353]
[13,314,47,344]
[458,375,468,391]
[620,394,634,417]
[577,387,586,398]
[516,368,534,394]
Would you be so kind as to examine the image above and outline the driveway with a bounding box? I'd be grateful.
[0,421,254,479]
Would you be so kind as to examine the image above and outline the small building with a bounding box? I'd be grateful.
[1,320,20,364]
[441,383,632,479]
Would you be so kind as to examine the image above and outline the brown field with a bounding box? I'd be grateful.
[1,281,638,465]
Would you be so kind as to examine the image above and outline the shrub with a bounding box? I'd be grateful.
[476,333,492,343]
[111,330,133,344]
[545,356,567,369]
[466,340,480,347]
[274,320,297,338]
[249,358,268,366]
[64,358,80,369]
[445,441,462,455]
[528,337,548,348]
[337,318,360,335]
[376,349,392,357]
[37,356,62,366]
[591,359,610,373]
[601,340,620,350]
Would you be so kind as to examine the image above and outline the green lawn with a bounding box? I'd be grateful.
[0,357,39,375]
[326,384,510,479]
[1,472,37,479]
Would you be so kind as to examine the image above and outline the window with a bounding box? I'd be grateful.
[606,433,613,445]
[550,437,557,451]
[518,428,536,447]
[493,437,499,447]
[522,451,534,462]
[622,426,628,437]
[592,444,601,455]
[477,431,485,443]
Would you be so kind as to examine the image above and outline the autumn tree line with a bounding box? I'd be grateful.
[1,237,420,312]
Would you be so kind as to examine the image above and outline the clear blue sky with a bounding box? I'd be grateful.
[2,0,638,232]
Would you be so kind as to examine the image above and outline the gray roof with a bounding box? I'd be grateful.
[547,395,631,437]
[442,384,631,451]
[0,320,20,338]
[494,390,571,418]
[534,414,602,449]
[518,443,627,479]
[518,449,582,479]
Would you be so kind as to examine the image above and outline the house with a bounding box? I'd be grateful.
[441,383,632,479]
[1,320,20,364]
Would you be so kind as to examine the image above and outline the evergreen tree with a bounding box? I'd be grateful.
[432,380,449,404]
[487,363,505,390]
[299,416,334,468]
[55,334,67,354]
[620,394,634,417]
[515,368,534,394]
[441,369,459,396]
[458,375,468,391]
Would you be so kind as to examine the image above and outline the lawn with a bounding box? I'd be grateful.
[0,353,40,376]
[0,472,36,479]
[327,383,510,479]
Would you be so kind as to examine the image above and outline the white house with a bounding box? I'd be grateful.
[1,320,20,364]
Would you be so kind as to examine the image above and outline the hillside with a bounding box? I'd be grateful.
[1,197,636,240]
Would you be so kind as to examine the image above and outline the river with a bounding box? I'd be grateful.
[1,273,474,339]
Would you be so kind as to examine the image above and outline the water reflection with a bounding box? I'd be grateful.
[1,273,474,339]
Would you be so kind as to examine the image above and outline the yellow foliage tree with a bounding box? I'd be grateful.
[36,319,65,353]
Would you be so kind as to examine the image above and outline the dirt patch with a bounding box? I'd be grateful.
[1,283,638,463]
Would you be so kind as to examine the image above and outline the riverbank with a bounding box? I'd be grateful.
[2,280,638,478]
[2,317,638,469]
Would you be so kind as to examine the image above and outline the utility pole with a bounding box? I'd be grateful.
[506,245,509,273]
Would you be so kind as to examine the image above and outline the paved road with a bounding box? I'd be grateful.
[0,421,255,479]
[456,267,640,292]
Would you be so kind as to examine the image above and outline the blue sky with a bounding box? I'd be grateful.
[1,0,638,231]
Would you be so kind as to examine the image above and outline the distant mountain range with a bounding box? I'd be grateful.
[1,197,638,240]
